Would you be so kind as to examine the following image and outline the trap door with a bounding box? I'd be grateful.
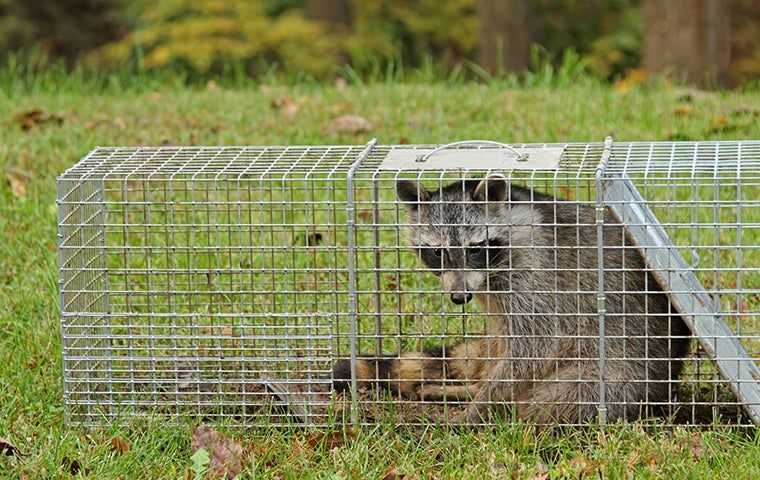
[602,175,760,425]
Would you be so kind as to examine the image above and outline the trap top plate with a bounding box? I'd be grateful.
[378,146,566,171]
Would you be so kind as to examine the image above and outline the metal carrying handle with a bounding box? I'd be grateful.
[415,140,528,163]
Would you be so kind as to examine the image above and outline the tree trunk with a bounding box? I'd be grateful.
[305,0,352,28]
[478,0,532,73]
[643,0,731,87]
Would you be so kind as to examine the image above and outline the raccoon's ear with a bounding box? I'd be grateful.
[396,180,429,208]
[472,175,507,203]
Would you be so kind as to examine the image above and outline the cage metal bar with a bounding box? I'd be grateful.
[602,175,760,425]
[594,135,613,425]
[346,138,378,427]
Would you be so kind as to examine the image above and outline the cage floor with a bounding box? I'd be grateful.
[87,371,748,427]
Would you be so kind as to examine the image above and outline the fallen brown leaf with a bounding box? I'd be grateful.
[191,425,245,480]
[271,96,299,119]
[5,170,29,198]
[382,465,407,480]
[357,209,373,222]
[568,456,595,476]
[687,433,706,458]
[673,105,693,116]
[707,114,738,134]
[207,80,219,91]
[111,435,130,454]
[0,437,22,457]
[304,430,355,451]
[613,68,649,93]
[712,115,729,128]
[528,460,550,480]
[14,108,64,131]
[398,137,410,144]
[327,115,373,135]
[557,185,576,200]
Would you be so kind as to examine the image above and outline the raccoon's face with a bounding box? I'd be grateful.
[397,176,541,305]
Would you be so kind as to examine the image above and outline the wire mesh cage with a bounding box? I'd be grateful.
[57,139,760,427]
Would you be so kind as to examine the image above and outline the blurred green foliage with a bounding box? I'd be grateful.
[88,0,341,77]
[730,0,760,85]
[535,0,642,79]
[0,0,758,84]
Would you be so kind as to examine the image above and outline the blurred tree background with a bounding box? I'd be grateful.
[0,0,758,87]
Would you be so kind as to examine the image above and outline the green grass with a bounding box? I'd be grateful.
[2,72,760,478]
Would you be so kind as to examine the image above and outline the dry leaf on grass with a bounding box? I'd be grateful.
[14,108,64,131]
[613,68,649,93]
[5,170,30,198]
[527,460,550,480]
[327,115,373,135]
[686,433,706,458]
[382,465,407,480]
[0,437,22,457]
[271,96,299,119]
[111,436,130,454]
[334,77,348,91]
[191,426,246,479]
[568,456,596,476]
[304,430,355,451]
[707,114,737,134]
[673,105,694,116]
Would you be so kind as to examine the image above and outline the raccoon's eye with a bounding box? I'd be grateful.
[468,242,487,257]
[432,248,442,258]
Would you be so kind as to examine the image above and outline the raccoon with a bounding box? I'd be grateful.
[333,176,691,424]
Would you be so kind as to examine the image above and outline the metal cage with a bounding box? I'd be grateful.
[57,139,760,427]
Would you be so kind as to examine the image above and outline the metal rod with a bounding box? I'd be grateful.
[345,138,378,427]
[595,135,613,425]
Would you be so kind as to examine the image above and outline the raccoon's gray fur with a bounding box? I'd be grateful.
[334,176,691,424]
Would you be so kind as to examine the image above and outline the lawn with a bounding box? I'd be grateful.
[2,72,760,478]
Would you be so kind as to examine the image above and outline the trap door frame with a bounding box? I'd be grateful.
[602,175,760,425]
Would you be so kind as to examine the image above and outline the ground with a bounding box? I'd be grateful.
[1,73,760,478]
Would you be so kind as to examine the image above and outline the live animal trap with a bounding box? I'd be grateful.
[57,139,760,427]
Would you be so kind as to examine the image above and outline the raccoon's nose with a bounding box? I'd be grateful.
[450,292,473,305]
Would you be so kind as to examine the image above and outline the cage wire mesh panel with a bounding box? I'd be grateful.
[58,140,760,427]
[57,145,373,426]
[344,140,759,427]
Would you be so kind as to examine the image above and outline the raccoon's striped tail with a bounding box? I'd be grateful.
[331,346,478,401]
